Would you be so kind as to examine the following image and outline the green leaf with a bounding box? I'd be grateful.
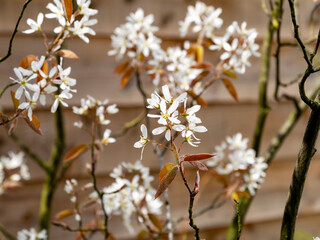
[64,144,88,163]
[155,163,178,199]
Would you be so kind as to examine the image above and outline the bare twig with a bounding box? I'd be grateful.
[0,0,33,63]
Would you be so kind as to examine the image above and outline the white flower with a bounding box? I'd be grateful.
[226,133,248,150]
[70,16,97,43]
[101,129,116,145]
[147,93,161,109]
[134,124,149,160]
[152,126,171,141]
[1,152,24,170]
[179,2,223,37]
[106,104,119,114]
[53,66,77,91]
[10,67,38,100]
[23,13,44,34]
[45,0,66,26]
[147,98,180,126]
[17,228,47,240]
[73,121,83,129]
[77,0,98,16]
[18,91,40,121]
[51,90,73,113]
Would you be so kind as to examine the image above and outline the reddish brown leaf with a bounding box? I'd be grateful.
[19,55,36,69]
[57,49,79,59]
[121,66,135,88]
[148,213,162,231]
[181,153,215,162]
[10,91,19,109]
[191,62,213,69]
[159,163,176,181]
[188,161,208,171]
[114,61,129,74]
[24,114,43,135]
[223,70,237,79]
[187,90,208,107]
[155,164,178,199]
[37,60,49,82]
[64,144,88,163]
[222,78,238,101]
[108,233,115,240]
[63,0,73,23]
[54,209,74,220]
[190,70,210,88]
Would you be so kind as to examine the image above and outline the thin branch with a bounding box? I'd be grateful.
[111,109,146,138]
[274,0,284,101]
[0,0,33,63]
[9,132,50,172]
[310,27,320,63]
[89,120,109,239]
[0,223,16,240]
[0,83,17,98]
[52,221,105,233]
[135,70,174,240]
[287,0,313,69]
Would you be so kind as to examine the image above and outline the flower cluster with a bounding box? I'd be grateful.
[73,95,119,146]
[134,85,207,159]
[108,8,161,62]
[17,228,47,240]
[101,161,162,232]
[0,152,30,195]
[9,0,98,122]
[209,21,260,74]
[24,0,98,44]
[179,1,223,38]
[206,133,267,196]
[10,60,75,120]
[147,45,204,94]
[61,161,161,233]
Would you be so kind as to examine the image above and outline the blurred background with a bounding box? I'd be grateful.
[0,0,320,239]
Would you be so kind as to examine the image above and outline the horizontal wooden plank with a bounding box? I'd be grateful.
[1,156,320,239]
[0,0,316,39]
[1,35,317,109]
[0,101,316,180]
